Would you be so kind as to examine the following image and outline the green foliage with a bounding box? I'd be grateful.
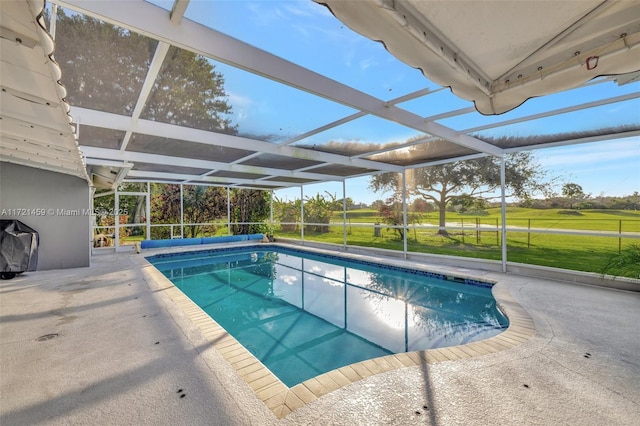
[150,183,181,225]
[376,195,421,240]
[370,152,554,235]
[182,185,226,237]
[53,10,151,115]
[562,183,585,199]
[93,183,146,229]
[230,189,269,235]
[304,192,338,233]
[562,183,587,209]
[448,194,488,214]
[411,198,434,213]
[150,184,226,237]
[338,197,355,210]
[371,200,385,210]
[144,46,237,133]
[601,244,640,279]
[377,196,405,239]
[52,9,236,133]
[273,197,301,231]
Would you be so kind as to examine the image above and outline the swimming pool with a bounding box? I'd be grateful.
[147,245,508,387]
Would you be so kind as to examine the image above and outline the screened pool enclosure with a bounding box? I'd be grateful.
[1,0,638,274]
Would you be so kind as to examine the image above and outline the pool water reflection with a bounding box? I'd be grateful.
[148,247,508,387]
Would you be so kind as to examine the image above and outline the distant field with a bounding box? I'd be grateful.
[276,207,640,277]
[333,207,640,232]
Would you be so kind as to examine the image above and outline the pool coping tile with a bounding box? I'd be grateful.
[140,243,536,419]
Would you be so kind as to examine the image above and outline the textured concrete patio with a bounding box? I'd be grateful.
[1,248,639,425]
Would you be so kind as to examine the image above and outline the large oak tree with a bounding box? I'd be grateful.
[370,152,555,235]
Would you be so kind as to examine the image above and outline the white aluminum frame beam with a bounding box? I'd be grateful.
[73,107,403,173]
[125,170,301,188]
[407,129,640,171]
[280,87,438,146]
[463,91,640,135]
[170,0,190,25]
[119,41,172,152]
[355,91,640,161]
[81,146,348,182]
[503,129,640,153]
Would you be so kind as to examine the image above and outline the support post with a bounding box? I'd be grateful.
[270,190,274,239]
[227,187,231,236]
[500,158,507,273]
[300,186,304,243]
[343,180,347,249]
[114,189,120,247]
[146,182,151,241]
[402,170,407,258]
[179,184,184,238]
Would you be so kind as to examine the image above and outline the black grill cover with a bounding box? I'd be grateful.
[0,220,39,273]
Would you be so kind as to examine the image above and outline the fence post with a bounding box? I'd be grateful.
[619,219,622,254]
[476,217,480,244]
[461,218,465,244]
[527,218,531,248]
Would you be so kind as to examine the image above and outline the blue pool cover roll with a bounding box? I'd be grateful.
[140,234,263,249]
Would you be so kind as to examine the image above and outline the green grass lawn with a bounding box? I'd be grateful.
[277,207,640,277]
[333,207,640,232]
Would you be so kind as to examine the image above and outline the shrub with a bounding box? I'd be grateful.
[601,244,640,279]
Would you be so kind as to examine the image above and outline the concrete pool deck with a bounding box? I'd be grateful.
[1,247,639,425]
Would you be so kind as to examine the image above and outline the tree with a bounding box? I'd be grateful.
[631,191,640,211]
[370,152,555,235]
[304,192,338,233]
[411,198,433,213]
[182,186,227,237]
[273,197,301,232]
[448,194,488,213]
[376,195,421,240]
[52,9,237,133]
[371,200,385,210]
[338,197,355,211]
[151,184,227,238]
[562,183,586,209]
[230,189,270,235]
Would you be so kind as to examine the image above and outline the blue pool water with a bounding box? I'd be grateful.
[147,246,508,387]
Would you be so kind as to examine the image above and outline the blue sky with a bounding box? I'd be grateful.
[149,0,640,203]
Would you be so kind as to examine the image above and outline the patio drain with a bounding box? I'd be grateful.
[35,333,59,342]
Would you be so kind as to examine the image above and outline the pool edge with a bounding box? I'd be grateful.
[139,244,535,419]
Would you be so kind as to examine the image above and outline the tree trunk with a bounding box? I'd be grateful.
[437,196,448,236]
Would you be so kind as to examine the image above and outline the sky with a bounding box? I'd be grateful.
[147,0,640,204]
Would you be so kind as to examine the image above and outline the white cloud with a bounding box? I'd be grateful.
[359,57,377,71]
[283,3,315,18]
[227,91,254,108]
[292,23,310,38]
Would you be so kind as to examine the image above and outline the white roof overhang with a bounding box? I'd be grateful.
[316,0,640,114]
[0,0,89,182]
